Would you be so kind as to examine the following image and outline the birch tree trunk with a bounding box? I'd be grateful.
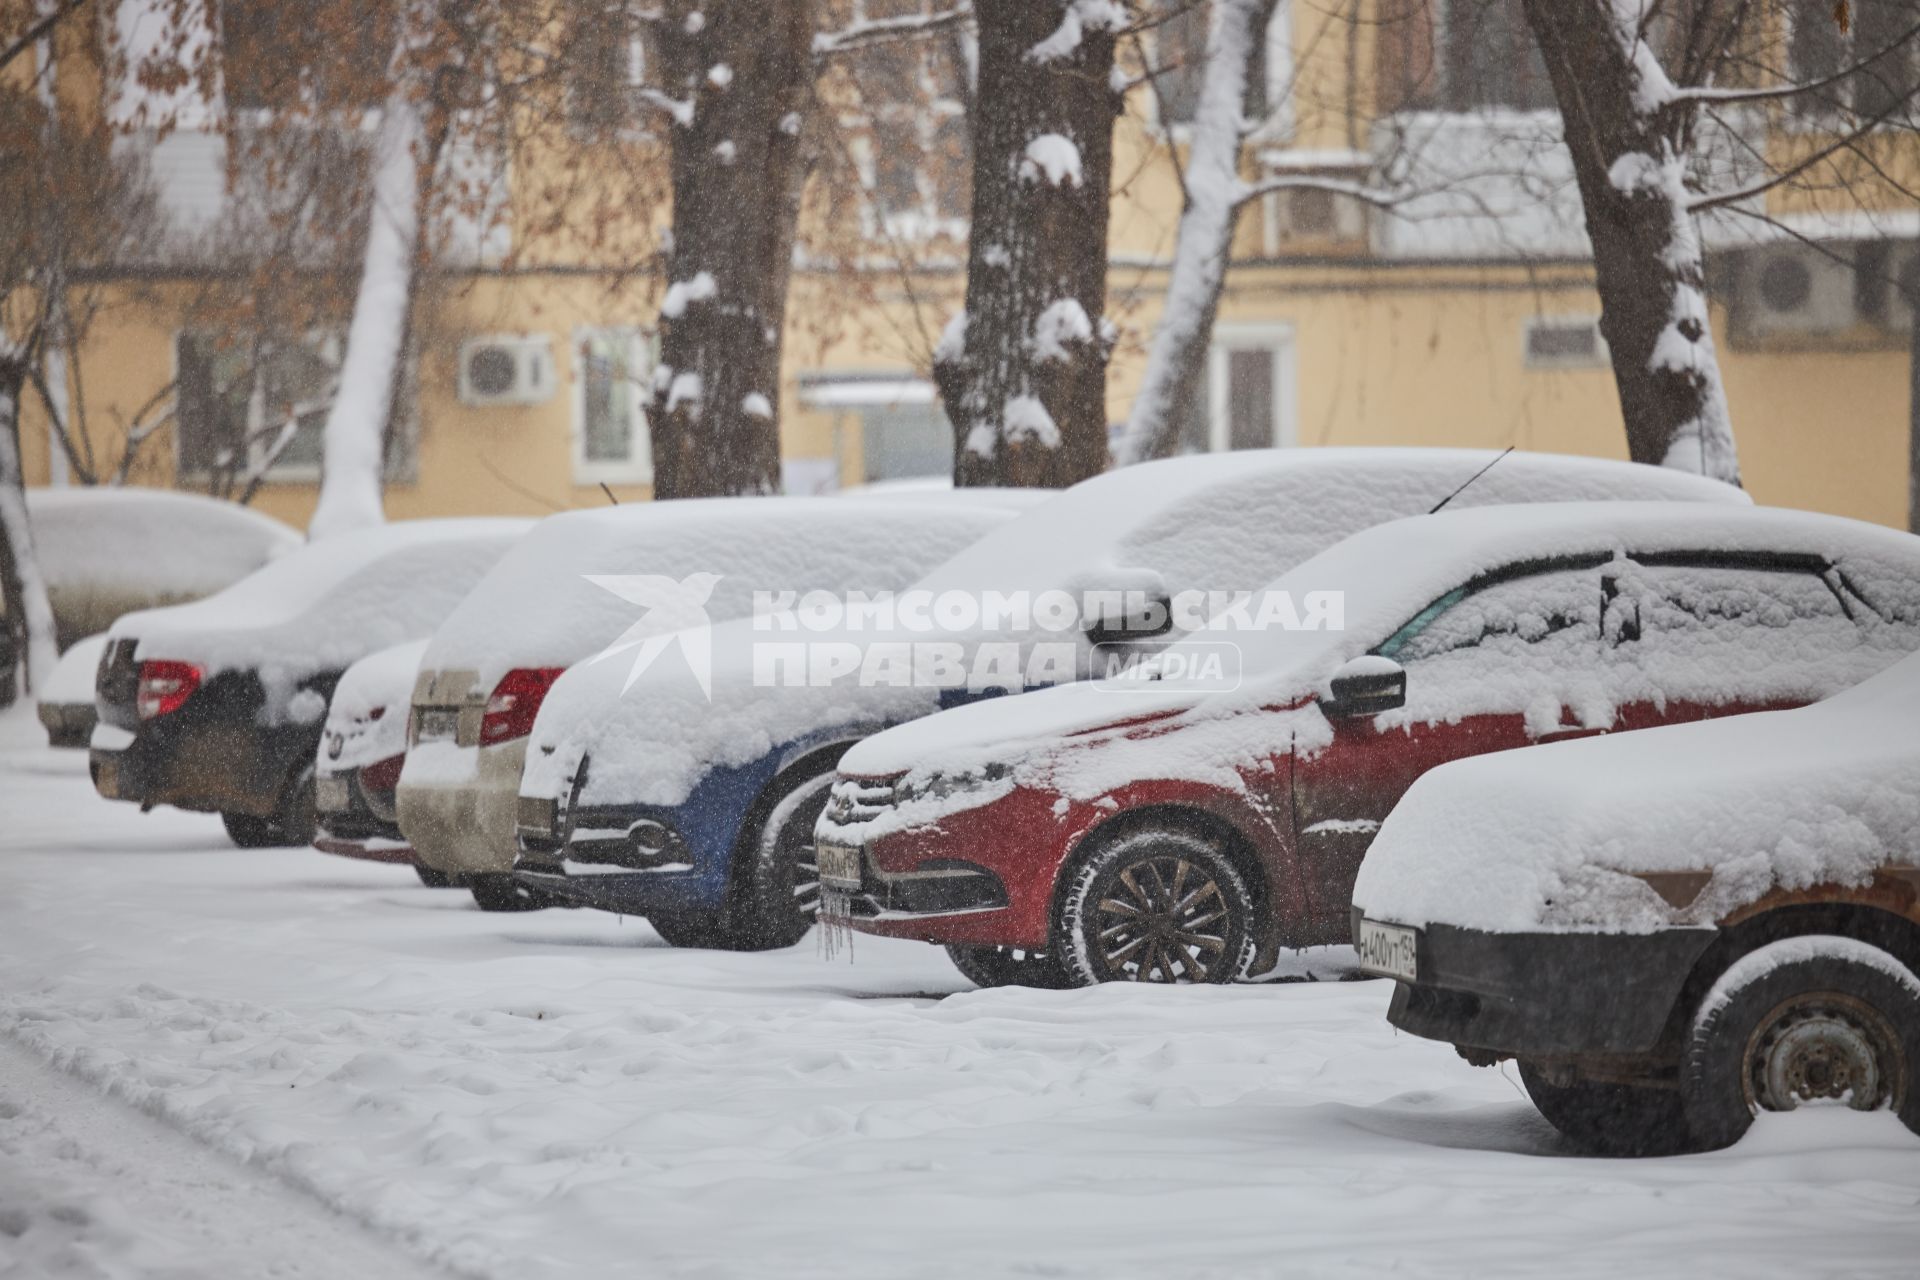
[936,0,1122,488]
[1520,0,1740,484]
[0,359,60,696]
[308,2,448,539]
[1114,0,1271,466]
[646,0,814,499]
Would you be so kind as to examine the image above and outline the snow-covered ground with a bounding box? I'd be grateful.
[1,706,1915,1280]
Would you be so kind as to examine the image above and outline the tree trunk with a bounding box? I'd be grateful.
[1115,0,1272,466]
[1908,280,1919,534]
[0,360,61,697]
[646,0,814,499]
[1520,0,1740,485]
[936,0,1121,488]
[308,2,451,539]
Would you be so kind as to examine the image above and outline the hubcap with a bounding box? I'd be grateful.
[1093,855,1229,983]
[1746,993,1901,1112]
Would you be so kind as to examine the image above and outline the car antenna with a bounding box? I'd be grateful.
[1429,446,1515,515]
[599,482,620,506]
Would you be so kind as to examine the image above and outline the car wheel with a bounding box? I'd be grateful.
[648,910,737,949]
[1056,828,1256,986]
[278,768,318,847]
[221,810,284,848]
[1681,937,1920,1151]
[1517,1062,1691,1156]
[945,944,1075,990]
[469,873,556,913]
[414,864,458,888]
[729,770,836,952]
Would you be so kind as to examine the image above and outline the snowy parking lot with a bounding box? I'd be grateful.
[2,709,1916,1280]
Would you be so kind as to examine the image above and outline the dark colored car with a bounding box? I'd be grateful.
[817,503,1920,988]
[92,520,529,847]
[1353,650,1920,1154]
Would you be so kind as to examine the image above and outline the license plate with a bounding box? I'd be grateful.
[416,707,459,742]
[815,840,863,890]
[1355,918,1419,982]
[316,775,351,813]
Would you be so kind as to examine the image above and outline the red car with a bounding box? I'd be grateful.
[814,503,1920,988]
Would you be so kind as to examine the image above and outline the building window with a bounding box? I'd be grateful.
[1787,0,1917,121]
[175,330,346,482]
[221,0,395,113]
[574,328,653,484]
[567,2,655,136]
[1375,0,1553,115]
[1177,327,1297,453]
[1523,316,1608,368]
[850,0,970,234]
[1152,0,1294,134]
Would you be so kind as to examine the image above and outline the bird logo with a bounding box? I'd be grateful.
[582,572,722,700]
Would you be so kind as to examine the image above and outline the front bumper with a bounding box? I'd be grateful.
[396,740,526,875]
[1362,909,1717,1059]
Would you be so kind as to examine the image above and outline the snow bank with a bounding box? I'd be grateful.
[109,520,530,712]
[840,501,1920,836]
[523,452,1746,813]
[418,497,1020,693]
[1356,646,1920,935]
[36,635,108,708]
[26,487,299,603]
[321,639,428,775]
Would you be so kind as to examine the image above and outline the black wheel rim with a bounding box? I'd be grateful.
[1745,991,1904,1113]
[1093,854,1230,983]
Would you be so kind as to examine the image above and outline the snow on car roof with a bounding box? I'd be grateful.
[840,501,1920,788]
[420,496,1019,689]
[26,487,301,597]
[110,518,532,688]
[1354,645,1920,936]
[38,633,111,707]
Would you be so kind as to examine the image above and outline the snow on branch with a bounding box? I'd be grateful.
[813,4,971,59]
[638,88,695,127]
[1028,0,1126,65]
[1233,173,1404,212]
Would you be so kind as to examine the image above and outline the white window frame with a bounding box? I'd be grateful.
[1147,0,1295,143]
[171,327,342,485]
[571,326,654,486]
[1204,322,1298,451]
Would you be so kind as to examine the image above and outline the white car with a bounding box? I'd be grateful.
[314,638,434,879]
[396,494,1034,912]
[510,448,1746,952]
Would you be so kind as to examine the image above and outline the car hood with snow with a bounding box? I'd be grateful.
[319,638,428,778]
[833,501,1920,824]
[519,450,1746,813]
[1354,646,1920,937]
[102,519,532,723]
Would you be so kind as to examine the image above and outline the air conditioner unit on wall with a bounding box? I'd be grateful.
[458,335,555,407]
[1731,244,1858,339]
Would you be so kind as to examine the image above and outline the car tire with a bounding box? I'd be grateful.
[946,944,1076,990]
[221,810,284,848]
[469,873,556,913]
[1056,828,1256,986]
[1517,1062,1692,1156]
[1681,938,1920,1151]
[415,865,458,888]
[647,910,737,949]
[278,768,318,848]
[728,770,837,952]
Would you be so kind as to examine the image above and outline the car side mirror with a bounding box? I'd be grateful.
[1324,656,1406,717]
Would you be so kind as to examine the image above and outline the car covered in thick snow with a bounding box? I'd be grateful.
[36,632,110,747]
[314,638,435,880]
[511,450,1746,952]
[398,495,1033,913]
[814,503,1920,988]
[26,487,300,648]
[1352,649,1920,1154]
[91,519,531,847]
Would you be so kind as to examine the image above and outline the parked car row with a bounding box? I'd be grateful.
[74,448,1920,1156]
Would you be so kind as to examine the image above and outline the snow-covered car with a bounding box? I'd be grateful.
[511,450,1746,951]
[314,639,441,882]
[36,633,110,748]
[814,503,1920,989]
[91,519,532,848]
[1352,648,1920,1155]
[398,495,1034,913]
[26,487,300,648]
